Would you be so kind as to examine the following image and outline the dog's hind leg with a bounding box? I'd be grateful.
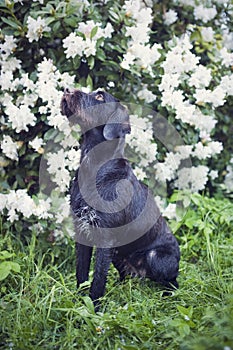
[90,248,113,310]
[76,242,93,287]
[146,234,180,289]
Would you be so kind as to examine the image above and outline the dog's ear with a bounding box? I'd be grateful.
[103,104,131,140]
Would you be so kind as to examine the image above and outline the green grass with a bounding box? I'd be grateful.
[0,194,233,350]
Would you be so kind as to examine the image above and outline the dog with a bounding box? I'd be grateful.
[61,88,180,310]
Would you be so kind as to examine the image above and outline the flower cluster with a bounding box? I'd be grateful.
[63,20,114,59]
[46,148,81,192]
[0,0,232,236]
[121,0,162,73]
[127,113,157,180]
[26,16,51,43]
[0,190,52,222]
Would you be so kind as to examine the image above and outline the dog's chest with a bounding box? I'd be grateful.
[73,205,99,236]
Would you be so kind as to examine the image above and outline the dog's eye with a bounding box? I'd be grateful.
[95,93,104,101]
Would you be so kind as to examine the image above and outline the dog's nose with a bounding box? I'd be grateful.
[64,87,70,94]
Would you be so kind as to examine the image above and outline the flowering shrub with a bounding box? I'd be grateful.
[0,0,232,239]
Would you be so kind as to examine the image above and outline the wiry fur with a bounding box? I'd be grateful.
[61,88,180,310]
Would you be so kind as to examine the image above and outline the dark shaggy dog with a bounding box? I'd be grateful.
[61,89,180,310]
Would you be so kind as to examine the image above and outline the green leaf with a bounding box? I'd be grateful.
[90,26,98,40]
[177,305,193,319]
[0,261,11,281]
[0,250,15,260]
[73,55,81,69]
[96,48,106,61]
[52,21,61,32]
[86,75,93,89]
[82,296,95,313]
[87,56,95,69]
[64,17,77,28]
[44,128,59,141]
[9,261,20,273]
[1,16,21,29]
[179,323,190,337]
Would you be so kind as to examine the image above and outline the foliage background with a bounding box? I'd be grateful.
[0,0,233,236]
[0,1,233,349]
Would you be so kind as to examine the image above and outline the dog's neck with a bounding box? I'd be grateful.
[80,127,125,163]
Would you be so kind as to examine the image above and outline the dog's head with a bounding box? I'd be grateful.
[61,89,131,140]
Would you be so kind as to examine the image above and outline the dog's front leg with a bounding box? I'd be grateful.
[90,248,113,310]
[76,242,93,287]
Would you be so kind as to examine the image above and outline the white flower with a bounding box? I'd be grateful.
[224,158,233,192]
[158,73,180,92]
[175,102,196,124]
[78,20,101,39]
[47,149,71,192]
[192,141,223,160]
[55,196,71,223]
[1,135,19,161]
[136,7,153,26]
[208,141,223,155]
[162,203,177,220]
[133,166,147,181]
[201,27,215,42]
[175,145,193,160]
[161,89,184,109]
[138,86,156,103]
[108,81,115,88]
[34,198,52,219]
[163,9,178,26]
[194,87,225,107]
[0,71,14,91]
[209,170,218,180]
[0,190,53,222]
[26,16,51,42]
[177,0,195,5]
[37,57,56,77]
[126,24,150,44]
[192,109,217,138]
[219,47,233,67]
[155,152,180,182]
[63,33,86,59]
[83,38,96,57]
[103,23,114,38]
[175,165,209,192]
[127,114,157,166]
[220,75,233,96]
[123,0,141,18]
[209,86,226,107]
[182,51,200,72]
[121,52,135,70]
[194,5,217,23]
[0,35,17,58]
[19,73,36,91]
[0,193,8,212]
[65,148,81,171]
[5,102,36,132]
[162,43,199,75]
[130,43,161,68]
[29,137,44,152]
[194,88,212,104]
[222,29,233,50]
[123,0,152,24]
[189,65,212,88]
[16,189,35,218]
[155,162,175,182]
[1,57,21,73]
